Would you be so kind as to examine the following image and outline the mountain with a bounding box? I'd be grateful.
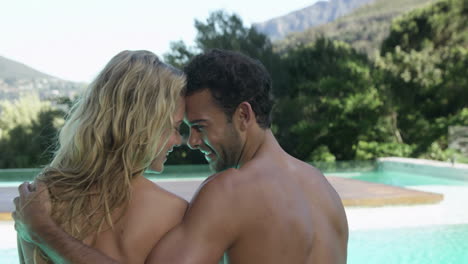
[253,0,376,40]
[275,0,438,56]
[0,56,52,80]
[0,56,83,101]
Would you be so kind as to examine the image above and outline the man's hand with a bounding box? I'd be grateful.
[12,181,116,264]
[13,181,53,244]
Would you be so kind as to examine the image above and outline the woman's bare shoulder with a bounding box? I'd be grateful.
[132,176,188,213]
[110,177,188,262]
[124,176,188,232]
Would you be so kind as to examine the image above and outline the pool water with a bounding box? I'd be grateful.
[0,248,17,264]
[1,163,465,188]
[328,170,467,187]
[2,224,467,264]
[2,169,464,188]
[348,224,468,264]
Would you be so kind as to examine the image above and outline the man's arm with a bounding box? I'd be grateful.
[29,220,118,264]
[146,170,242,264]
[14,169,243,264]
[17,234,25,264]
[13,182,118,264]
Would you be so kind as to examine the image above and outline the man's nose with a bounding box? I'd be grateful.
[187,129,201,150]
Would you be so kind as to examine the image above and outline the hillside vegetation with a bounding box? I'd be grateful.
[276,0,438,56]
[254,0,374,40]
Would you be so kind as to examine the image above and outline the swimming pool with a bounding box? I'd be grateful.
[330,170,467,186]
[349,224,468,263]
[0,248,16,264]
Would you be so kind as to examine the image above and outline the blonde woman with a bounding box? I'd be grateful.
[17,50,188,264]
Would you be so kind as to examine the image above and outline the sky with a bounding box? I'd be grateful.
[1,0,319,82]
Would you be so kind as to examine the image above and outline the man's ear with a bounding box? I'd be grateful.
[235,102,254,131]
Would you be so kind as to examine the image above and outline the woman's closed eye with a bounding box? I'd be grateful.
[174,125,182,135]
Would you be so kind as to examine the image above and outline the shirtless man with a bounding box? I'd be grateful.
[14,49,348,264]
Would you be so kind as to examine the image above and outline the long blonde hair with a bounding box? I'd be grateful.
[36,50,185,242]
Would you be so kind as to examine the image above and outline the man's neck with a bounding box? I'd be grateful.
[237,128,273,168]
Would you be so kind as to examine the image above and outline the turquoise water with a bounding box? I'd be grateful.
[0,248,17,264]
[1,167,465,187]
[348,224,468,264]
[2,224,467,264]
[328,170,467,187]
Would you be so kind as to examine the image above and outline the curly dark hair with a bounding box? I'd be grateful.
[184,49,274,129]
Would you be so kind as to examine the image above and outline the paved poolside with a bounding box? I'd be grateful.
[0,176,443,220]
[327,176,443,206]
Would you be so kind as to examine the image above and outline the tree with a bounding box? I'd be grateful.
[164,10,287,96]
[275,39,391,161]
[0,94,51,134]
[0,95,65,168]
[377,0,468,157]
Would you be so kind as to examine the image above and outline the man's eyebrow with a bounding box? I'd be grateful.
[186,119,208,125]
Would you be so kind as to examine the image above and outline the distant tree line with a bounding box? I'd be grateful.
[0,95,65,168]
[0,0,466,168]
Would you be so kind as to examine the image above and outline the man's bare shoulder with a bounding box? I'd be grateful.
[194,168,253,201]
[179,168,249,248]
[185,168,259,221]
[192,169,236,201]
[275,154,328,182]
[188,168,262,225]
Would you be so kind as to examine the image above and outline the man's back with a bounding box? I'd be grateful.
[220,138,348,263]
[148,132,348,264]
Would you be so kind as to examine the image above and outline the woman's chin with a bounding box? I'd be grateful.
[148,161,164,174]
[149,165,164,174]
